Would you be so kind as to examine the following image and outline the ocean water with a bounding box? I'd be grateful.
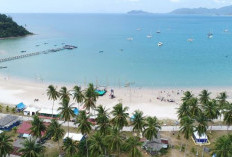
[0,13,232,87]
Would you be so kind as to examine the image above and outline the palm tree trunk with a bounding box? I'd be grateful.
[68,120,70,136]
[86,139,89,157]
[52,100,54,118]
[58,139,61,156]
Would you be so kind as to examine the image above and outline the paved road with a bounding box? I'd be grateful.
[2,113,232,132]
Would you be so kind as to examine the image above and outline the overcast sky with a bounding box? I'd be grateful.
[0,0,232,13]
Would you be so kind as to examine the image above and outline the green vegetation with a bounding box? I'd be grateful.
[0,14,32,38]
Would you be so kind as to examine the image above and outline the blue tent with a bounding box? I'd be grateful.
[16,102,26,110]
[73,108,79,115]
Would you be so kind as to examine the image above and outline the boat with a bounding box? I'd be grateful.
[127,37,133,41]
[20,50,26,53]
[187,38,193,42]
[0,66,7,69]
[136,28,142,31]
[146,34,152,38]
[208,32,213,38]
[99,50,104,53]
[224,29,229,32]
[156,30,161,34]
[157,42,163,47]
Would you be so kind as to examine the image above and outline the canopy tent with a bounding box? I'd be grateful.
[16,102,26,111]
[63,133,84,142]
[23,107,40,116]
[73,108,79,115]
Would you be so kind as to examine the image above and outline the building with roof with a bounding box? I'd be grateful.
[38,108,59,118]
[17,121,48,138]
[192,131,210,145]
[0,115,21,131]
[63,133,84,142]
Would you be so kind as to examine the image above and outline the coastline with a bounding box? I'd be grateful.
[1,75,232,120]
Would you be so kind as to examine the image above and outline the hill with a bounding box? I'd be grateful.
[0,14,32,38]
[171,5,232,15]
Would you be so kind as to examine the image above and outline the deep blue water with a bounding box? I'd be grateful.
[0,13,232,87]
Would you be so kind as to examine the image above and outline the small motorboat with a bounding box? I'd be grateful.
[136,28,142,31]
[156,30,161,34]
[99,50,104,53]
[20,50,26,53]
[224,29,229,32]
[127,37,133,41]
[0,66,7,69]
[187,38,194,42]
[157,42,163,47]
[208,32,213,38]
[146,34,152,38]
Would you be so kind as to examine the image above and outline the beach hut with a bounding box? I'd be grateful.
[16,102,26,111]
[63,133,84,142]
[23,107,40,116]
[0,115,21,131]
[192,131,209,145]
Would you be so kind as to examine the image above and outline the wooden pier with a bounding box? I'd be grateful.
[0,45,77,63]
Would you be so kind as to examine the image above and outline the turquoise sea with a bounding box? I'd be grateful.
[0,13,232,87]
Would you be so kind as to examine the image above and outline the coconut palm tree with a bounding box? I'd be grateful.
[132,110,145,136]
[188,97,202,118]
[124,136,142,157]
[0,133,13,157]
[83,83,98,113]
[19,138,44,157]
[73,85,84,109]
[58,99,75,135]
[88,131,106,157]
[199,90,211,105]
[179,116,194,140]
[62,137,78,156]
[46,119,65,155]
[202,99,220,132]
[217,92,228,110]
[95,105,111,136]
[223,104,232,129]
[212,134,232,157]
[105,128,124,157]
[142,116,161,141]
[59,86,71,101]
[47,85,60,117]
[177,102,191,120]
[75,110,92,135]
[195,112,208,136]
[181,91,193,102]
[111,103,129,130]
[30,115,46,142]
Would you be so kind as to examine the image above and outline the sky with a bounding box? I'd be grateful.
[0,0,232,13]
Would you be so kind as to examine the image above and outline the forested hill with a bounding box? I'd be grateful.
[0,14,32,38]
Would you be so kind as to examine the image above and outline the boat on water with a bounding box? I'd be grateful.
[127,37,133,41]
[146,34,152,38]
[20,50,26,53]
[187,38,194,42]
[157,42,163,47]
[224,29,229,32]
[156,30,161,34]
[0,66,7,69]
[208,32,213,38]
[136,28,142,31]
[99,50,104,53]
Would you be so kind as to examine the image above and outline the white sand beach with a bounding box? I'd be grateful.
[0,76,232,120]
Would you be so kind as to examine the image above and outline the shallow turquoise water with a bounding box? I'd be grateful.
[0,13,232,87]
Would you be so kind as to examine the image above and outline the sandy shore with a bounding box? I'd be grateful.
[0,76,232,120]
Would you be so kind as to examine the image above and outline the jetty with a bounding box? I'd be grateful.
[0,45,77,63]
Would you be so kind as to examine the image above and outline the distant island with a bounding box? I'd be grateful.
[0,14,32,39]
[170,5,232,15]
[127,10,152,15]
